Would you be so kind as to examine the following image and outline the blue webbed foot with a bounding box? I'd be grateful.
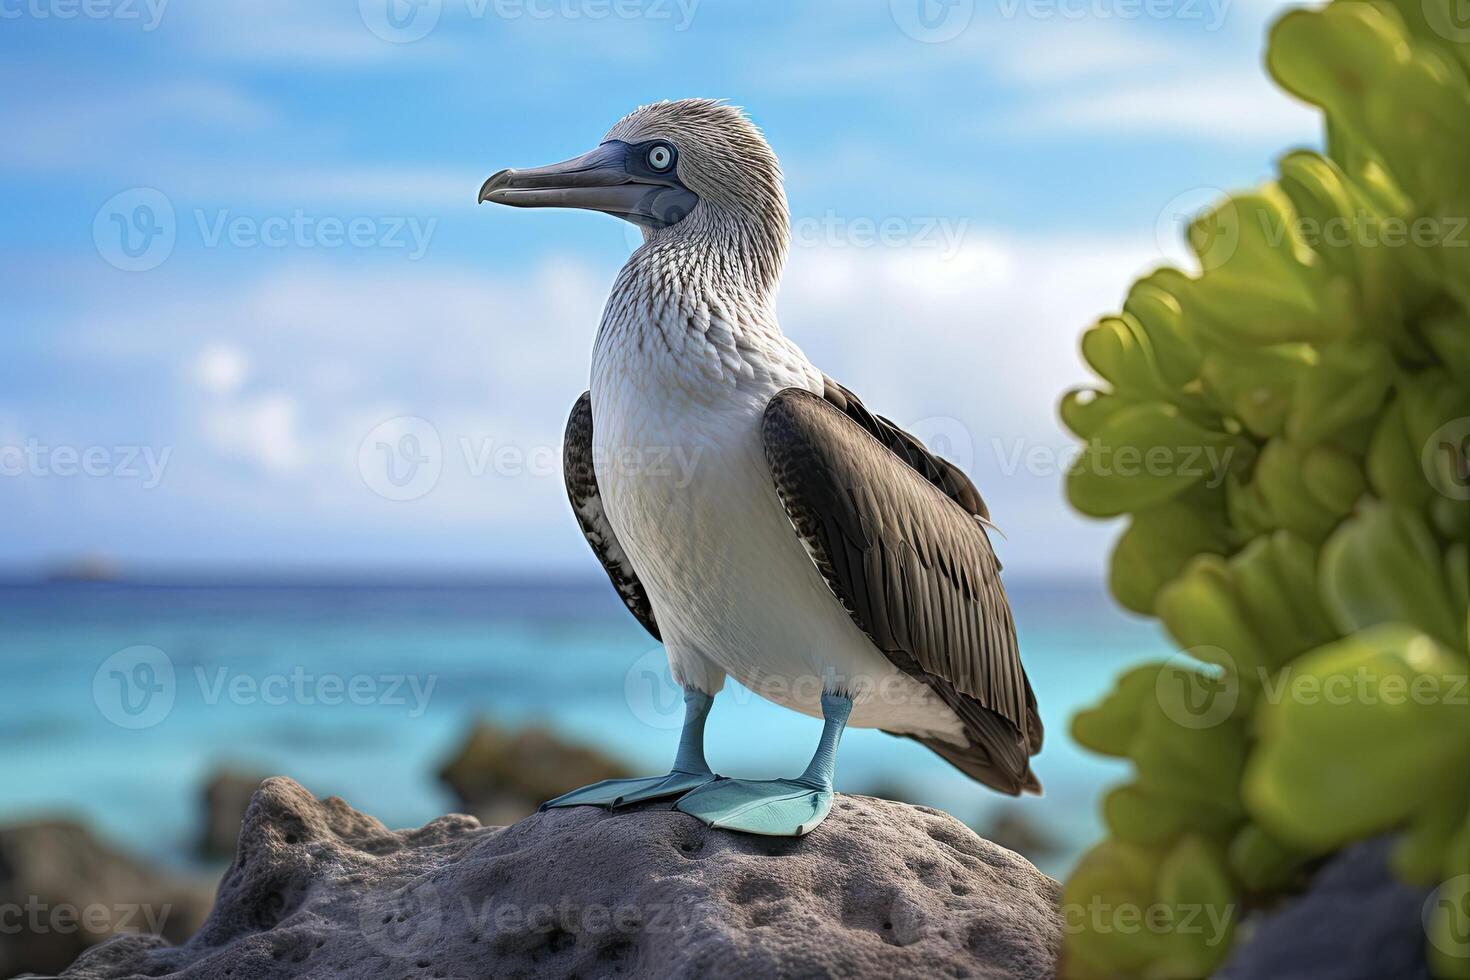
[675,691,854,837]
[674,776,833,836]
[539,687,717,812]
[540,769,716,810]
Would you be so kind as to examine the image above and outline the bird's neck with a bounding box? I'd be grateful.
[591,233,806,400]
[599,234,780,344]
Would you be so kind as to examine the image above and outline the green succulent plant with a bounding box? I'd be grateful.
[1060,2,1470,976]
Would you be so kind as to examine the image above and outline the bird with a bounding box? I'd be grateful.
[478,99,1041,837]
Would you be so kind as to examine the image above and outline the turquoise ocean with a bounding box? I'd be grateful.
[0,577,1167,878]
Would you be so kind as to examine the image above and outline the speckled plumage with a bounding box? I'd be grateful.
[563,100,1040,791]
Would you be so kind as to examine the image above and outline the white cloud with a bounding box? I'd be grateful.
[0,77,276,172]
[163,166,472,210]
[176,0,439,63]
[776,234,1164,572]
[781,230,1171,573]
[1010,69,1318,141]
[754,10,1311,145]
[982,21,1184,85]
[0,70,464,210]
[44,227,1163,573]
[173,0,675,67]
[191,344,252,395]
[200,392,307,474]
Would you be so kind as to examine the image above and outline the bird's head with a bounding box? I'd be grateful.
[479,99,788,288]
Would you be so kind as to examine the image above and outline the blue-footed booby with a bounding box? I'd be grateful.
[479,99,1041,836]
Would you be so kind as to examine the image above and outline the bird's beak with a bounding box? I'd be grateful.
[478,141,697,229]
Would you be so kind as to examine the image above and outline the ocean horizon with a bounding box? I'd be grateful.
[1,573,1163,878]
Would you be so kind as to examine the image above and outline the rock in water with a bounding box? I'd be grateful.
[438,720,632,825]
[199,768,271,861]
[0,820,212,978]
[63,777,1062,979]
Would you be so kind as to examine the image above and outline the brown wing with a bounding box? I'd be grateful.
[763,386,1042,794]
[819,376,991,523]
[564,391,659,641]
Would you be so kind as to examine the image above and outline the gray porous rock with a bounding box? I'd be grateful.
[1214,836,1435,980]
[63,777,1063,979]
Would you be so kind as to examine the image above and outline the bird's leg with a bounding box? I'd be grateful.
[670,688,714,776]
[540,688,717,811]
[794,691,852,790]
[674,691,853,837]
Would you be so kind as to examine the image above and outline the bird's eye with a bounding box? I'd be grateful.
[647,144,674,172]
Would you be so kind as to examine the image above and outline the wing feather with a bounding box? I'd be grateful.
[564,392,660,641]
[763,386,1042,794]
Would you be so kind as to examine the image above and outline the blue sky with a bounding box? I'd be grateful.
[0,0,1319,577]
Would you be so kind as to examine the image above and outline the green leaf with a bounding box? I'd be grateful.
[1319,503,1464,649]
[1244,625,1470,849]
[1066,404,1245,518]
